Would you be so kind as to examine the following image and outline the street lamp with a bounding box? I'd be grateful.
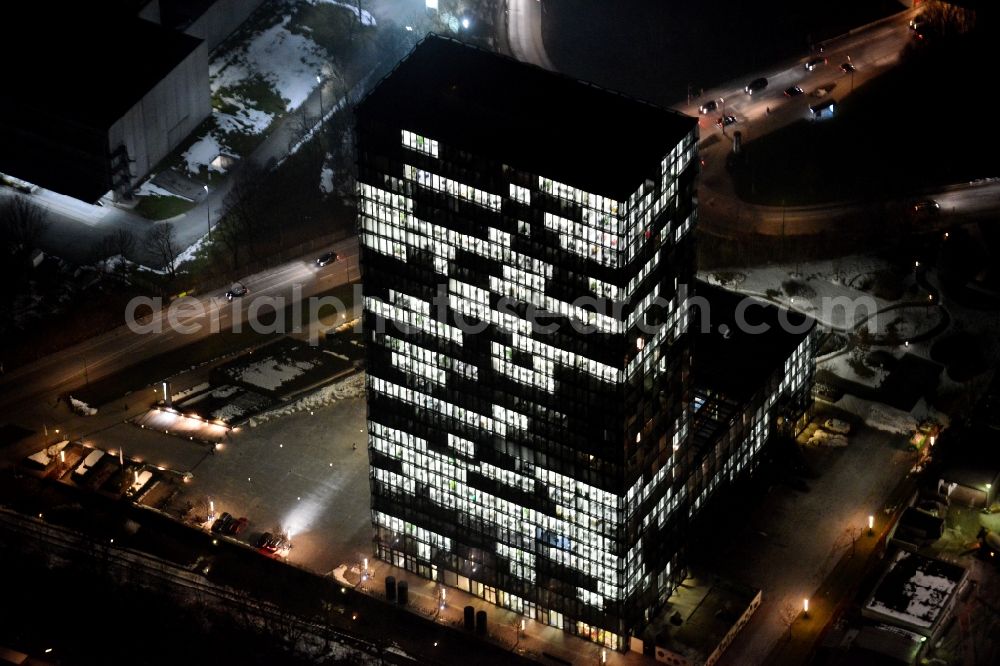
[204,185,211,239]
[802,598,810,618]
[316,75,325,120]
[868,514,874,536]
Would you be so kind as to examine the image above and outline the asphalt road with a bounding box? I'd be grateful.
[506,0,556,70]
[0,237,360,417]
[507,5,1000,238]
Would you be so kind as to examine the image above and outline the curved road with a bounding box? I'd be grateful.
[507,5,1000,238]
[506,0,556,71]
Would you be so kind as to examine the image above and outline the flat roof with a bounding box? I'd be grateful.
[2,6,203,129]
[693,282,815,402]
[864,549,966,633]
[357,34,696,200]
[650,573,760,660]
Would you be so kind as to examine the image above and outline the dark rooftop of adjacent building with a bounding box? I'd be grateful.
[693,281,815,402]
[358,34,697,200]
[646,573,760,663]
[1,5,203,129]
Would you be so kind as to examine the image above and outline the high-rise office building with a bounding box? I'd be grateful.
[356,35,808,649]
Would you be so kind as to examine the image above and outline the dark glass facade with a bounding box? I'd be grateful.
[356,36,812,649]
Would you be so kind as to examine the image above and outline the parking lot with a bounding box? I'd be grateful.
[163,380,371,573]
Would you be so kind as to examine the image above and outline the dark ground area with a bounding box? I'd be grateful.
[543,0,902,105]
[731,29,1000,205]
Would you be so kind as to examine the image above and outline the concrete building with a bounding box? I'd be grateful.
[0,6,210,202]
[150,0,269,51]
[862,549,969,647]
[356,35,814,650]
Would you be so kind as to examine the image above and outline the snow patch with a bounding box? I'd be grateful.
[135,179,191,200]
[249,372,365,427]
[234,358,316,392]
[69,396,97,416]
[212,17,327,112]
[310,0,377,26]
[319,164,334,194]
[181,133,226,176]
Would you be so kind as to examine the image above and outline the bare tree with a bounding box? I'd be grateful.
[778,602,798,642]
[96,228,137,278]
[145,222,180,279]
[323,105,357,200]
[222,165,266,265]
[0,194,49,251]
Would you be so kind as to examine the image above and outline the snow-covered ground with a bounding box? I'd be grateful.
[700,256,900,331]
[179,8,337,178]
[319,162,335,194]
[819,352,891,389]
[232,356,317,392]
[135,179,192,201]
[211,16,328,113]
[249,372,364,427]
[310,0,376,27]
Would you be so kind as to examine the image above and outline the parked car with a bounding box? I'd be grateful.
[840,62,855,73]
[316,251,338,267]
[744,77,768,95]
[211,512,234,534]
[698,99,718,114]
[226,517,249,536]
[255,532,291,556]
[805,56,828,71]
[784,85,804,97]
[226,282,248,301]
[715,115,737,128]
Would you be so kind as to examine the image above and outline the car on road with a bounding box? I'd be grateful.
[226,282,248,301]
[913,199,940,214]
[805,57,828,71]
[698,100,718,114]
[809,100,837,119]
[744,77,768,95]
[784,85,804,97]
[316,251,338,267]
[840,62,856,73]
[715,115,737,128]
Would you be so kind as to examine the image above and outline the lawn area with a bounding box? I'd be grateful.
[732,36,1000,205]
[134,194,196,220]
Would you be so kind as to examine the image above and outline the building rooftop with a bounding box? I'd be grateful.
[357,35,696,200]
[863,549,967,634]
[693,282,815,402]
[646,573,760,663]
[2,5,203,129]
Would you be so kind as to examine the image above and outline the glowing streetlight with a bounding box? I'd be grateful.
[316,75,325,120]
[461,17,470,29]
[204,185,211,238]
[803,598,810,617]
[868,514,874,536]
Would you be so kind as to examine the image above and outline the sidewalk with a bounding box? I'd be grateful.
[763,467,917,664]
[346,558,656,665]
